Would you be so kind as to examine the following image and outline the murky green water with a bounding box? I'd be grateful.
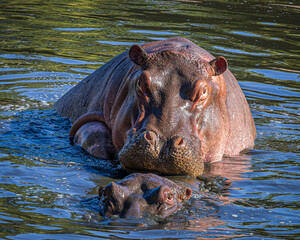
[0,0,299,239]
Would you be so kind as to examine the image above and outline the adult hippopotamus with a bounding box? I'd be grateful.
[98,173,192,218]
[55,37,256,177]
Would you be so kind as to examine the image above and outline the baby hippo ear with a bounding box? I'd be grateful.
[129,44,148,66]
[209,56,228,76]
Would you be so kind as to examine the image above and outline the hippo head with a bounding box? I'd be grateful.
[118,44,228,177]
[98,173,192,218]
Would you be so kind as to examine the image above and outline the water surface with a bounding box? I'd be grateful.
[0,0,299,239]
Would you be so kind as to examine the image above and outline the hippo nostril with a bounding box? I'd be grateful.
[174,137,184,146]
[144,131,157,145]
[172,136,185,147]
[145,131,152,141]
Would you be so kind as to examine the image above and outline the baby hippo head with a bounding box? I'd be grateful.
[98,173,192,218]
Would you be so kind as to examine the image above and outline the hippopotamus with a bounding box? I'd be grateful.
[55,37,256,177]
[98,173,192,218]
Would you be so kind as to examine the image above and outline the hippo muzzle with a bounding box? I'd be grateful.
[119,129,204,177]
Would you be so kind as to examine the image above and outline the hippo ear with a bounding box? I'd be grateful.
[209,56,228,76]
[129,44,148,66]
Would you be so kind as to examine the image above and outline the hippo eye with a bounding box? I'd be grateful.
[190,81,209,103]
[136,79,143,96]
[136,79,143,93]
[137,79,142,88]
[136,77,150,104]
[166,194,174,205]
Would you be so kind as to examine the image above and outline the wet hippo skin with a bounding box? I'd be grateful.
[55,37,256,177]
[98,173,192,218]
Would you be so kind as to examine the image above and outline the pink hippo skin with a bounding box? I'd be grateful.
[55,37,256,177]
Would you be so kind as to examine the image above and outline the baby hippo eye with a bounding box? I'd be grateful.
[166,194,174,205]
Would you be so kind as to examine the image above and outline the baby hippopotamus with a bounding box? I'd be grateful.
[98,173,192,218]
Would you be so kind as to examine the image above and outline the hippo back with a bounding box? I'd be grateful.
[54,50,135,123]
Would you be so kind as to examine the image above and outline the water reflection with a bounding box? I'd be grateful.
[0,0,299,239]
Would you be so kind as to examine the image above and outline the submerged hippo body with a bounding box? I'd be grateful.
[98,173,192,218]
[55,37,256,177]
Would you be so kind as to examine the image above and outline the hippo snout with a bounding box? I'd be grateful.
[143,130,186,156]
[119,130,204,177]
[122,195,147,218]
[144,130,186,154]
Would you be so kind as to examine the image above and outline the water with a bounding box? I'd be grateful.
[0,0,299,239]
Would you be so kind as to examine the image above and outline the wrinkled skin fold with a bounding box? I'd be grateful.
[98,173,192,218]
[55,37,256,177]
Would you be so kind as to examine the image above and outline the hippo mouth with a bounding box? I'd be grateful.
[118,129,204,177]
